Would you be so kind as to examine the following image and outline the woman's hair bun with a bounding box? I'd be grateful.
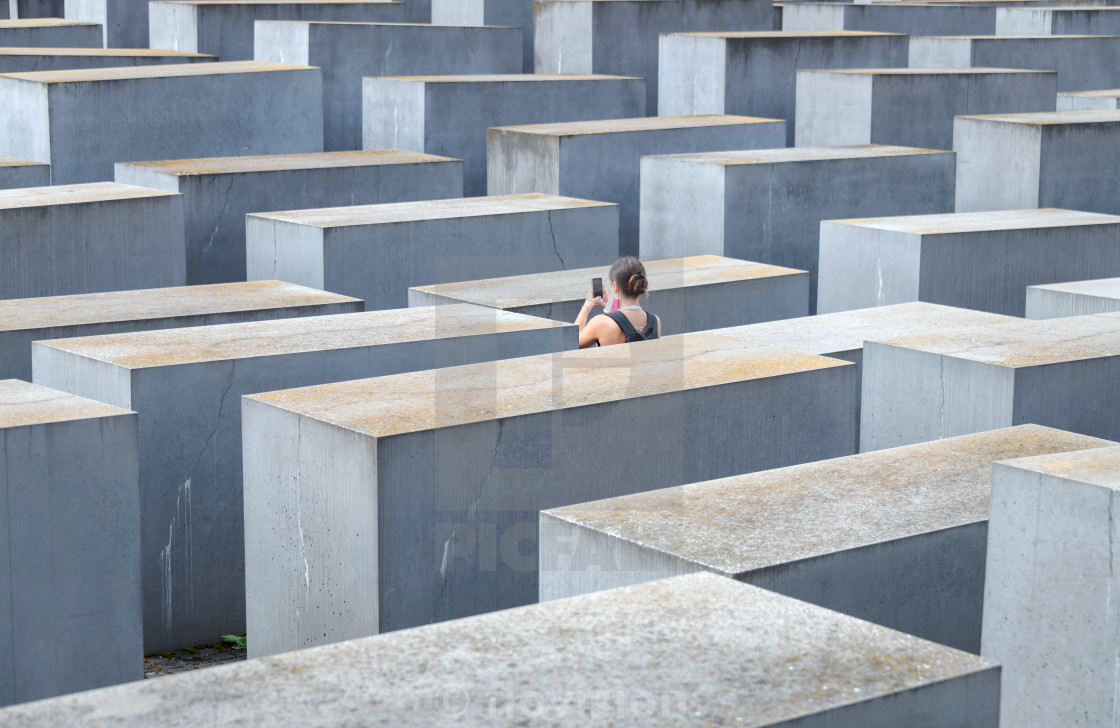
[609,256,650,298]
[628,273,648,296]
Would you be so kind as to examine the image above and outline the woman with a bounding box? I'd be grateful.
[576,257,661,348]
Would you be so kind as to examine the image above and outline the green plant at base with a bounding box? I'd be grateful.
[221,634,247,650]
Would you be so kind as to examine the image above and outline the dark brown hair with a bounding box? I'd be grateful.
[609,257,649,298]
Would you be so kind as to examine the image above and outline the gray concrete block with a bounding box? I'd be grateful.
[783,2,1000,34]
[860,312,1120,451]
[540,425,1113,654]
[658,31,908,145]
[255,22,521,151]
[116,150,463,284]
[1026,277,1120,318]
[150,1,408,62]
[409,254,810,332]
[431,0,534,72]
[909,35,1120,91]
[242,333,858,656]
[640,146,956,312]
[0,61,323,185]
[31,304,574,652]
[0,281,362,381]
[796,68,1057,149]
[1057,88,1120,110]
[0,46,214,73]
[0,380,140,708]
[0,572,1001,727]
[362,74,645,196]
[7,0,62,18]
[817,209,1120,316]
[534,0,773,116]
[0,154,47,188]
[954,110,1120,214]
[0,17,99,46]
[487,115,785,257]
[0,182,187,299]
[997,6,1120,34]
[246,194,620,310]
[983,446,1120,728]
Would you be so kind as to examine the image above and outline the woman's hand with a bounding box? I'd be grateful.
[583,286,605,310]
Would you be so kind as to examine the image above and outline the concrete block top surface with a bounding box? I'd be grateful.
[412,255,805,308]
[875,311,1120,367]
[250,193,613,228]
[0,155,46,168]
[667,30,905,38]
[35,304,568,368]
[117,150,457,177]
[713,302,1015,355]
[0,378,132,428]
[1030,277,1120,301]
[826,208,1120,234]
[1060,89,1120,99]
[0,182,175,210]
[802,66,1050,76]
[956,109,1120,126]
[543,425,1114,575]
[0,572,997,727]
[154,0,399,4]
[0,47,214,59]
[0,281,359,331]
[647,145,951,167]
[2,60,313,84]
[0,19,99,29]
[489,114,784,137]
[376,73,639,83]
[244,332,851,438]
[996,443,1120,489]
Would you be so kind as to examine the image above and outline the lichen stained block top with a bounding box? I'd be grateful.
[0,155,46,167]
[3,60,314,84]
[668,30,904,39]
[0,19,99,28]
[0,47,214,58]
[375,73,638,83]
[490,114,783,137]
[826,208,1120,235]
[956,108,1120,125]
[0,379,132,429]
[998,444,1120,489]
[648,144,951,167]
[119,150,457,176]
[1031,277,1120,301]
[0,182,176,210]
[808,67,1048,76]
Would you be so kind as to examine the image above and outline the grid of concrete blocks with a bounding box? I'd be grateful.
[0,0,1118,725]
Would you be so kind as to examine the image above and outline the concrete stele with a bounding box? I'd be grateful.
[31,304,574,652]
[486,114,786,257]
[817,208,1120,316]
[539,424,1115,654]
[0,573,1000,726]
[1026,277,1120,318]
[241,332,858,656]
[246,193,620,310]
[0,18,100,47]
[996,6,1120,35]
[0,280,362,381]
[431,0,535,72]
[0,154,47,189]
[409,254,810,333]
[782,2,1002,35]
[0,46,215,73]
[1058,88,1120,110]
[0,379,140,708]
[116,150,464,284]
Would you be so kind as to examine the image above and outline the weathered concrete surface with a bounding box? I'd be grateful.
[246,194,620,310]
[0,154,47,189]
[861,312,1120,451]
[817,209,1120,316]
[0,47,214,73]
[0,573,1000,726]
[31,304,574,652]
[783,2,1001,35]
[0,61,323,185]
[0,380,140,708]
[242,333,858,656]
[658,31,908,145]
[116,150,463,284]
[1058,88,1120,109]
[534,0,773,116]
[0,280,362,380]
[255,21,521,151]
[150,1,408,61]
[996,6,1120,34]
[540,425,1113,654]
[1026,277,1120,318]
[363,74,645,195]
[409,255,810,332]
[640,146,956,311]
[431,0,535,71]
[983,446,1120,728]
[0,182,186,299]
[0,18,100,47]
[487,115,785,256]
[909,35,1120,91]
[796,68,1056,149]
[954,110,1120,214]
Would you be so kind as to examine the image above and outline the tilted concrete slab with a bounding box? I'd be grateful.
[409,255,810,332]
[1026,277,1120,318]
[0,154,47,189]
[640,145,956,311]
[984,445,1120,728]
[0,573,1000,726]
[0,61,323,184]
[540,425,1114,654]
[861,312,1120,451]
[362,73,645,196]
[796,68,1056,149]
[659,31,908,145]
[0,182,186,299]
[783,2,1001,35]
[0,18,99,47]
[242,333,858,656]
[0,380,139,708]
[954,110,1120,214]
[255,21,521,151]
[817,209,1120,316]
[246,193,620,310]
[31,305,574,652]
[116,150,463,284]
[431,0,535,72]
[996,6,1120,34]
[1058,88,1120,110]
[0,46,214,73]
[0,280,362,380]
[487,115,785,256]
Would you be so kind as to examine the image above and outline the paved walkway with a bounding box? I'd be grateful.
[143,642,246,679]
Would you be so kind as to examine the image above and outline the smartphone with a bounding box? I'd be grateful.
[592,277,603,300]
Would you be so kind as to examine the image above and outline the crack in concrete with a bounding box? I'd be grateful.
[203,176,236,259]
[186,361,236,484]
[546,210,567,270]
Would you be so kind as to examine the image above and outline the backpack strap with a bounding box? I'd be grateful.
[644,313,660,340]
[604,310,642,341]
